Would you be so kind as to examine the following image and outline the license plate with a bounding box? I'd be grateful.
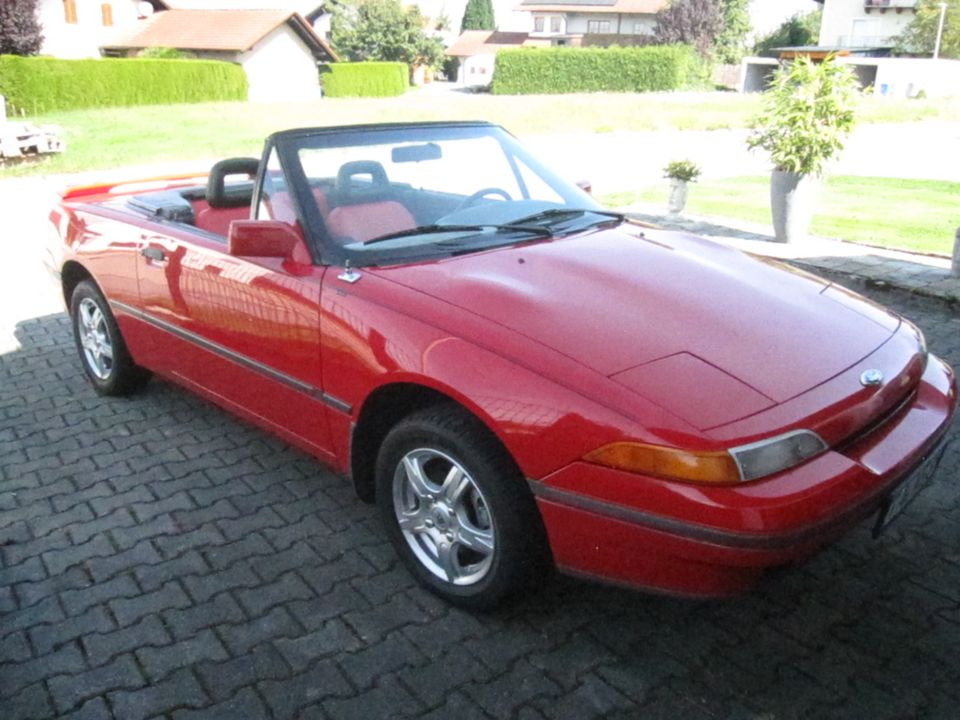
[874,444,947,536]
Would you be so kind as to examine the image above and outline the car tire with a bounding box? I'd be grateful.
[375,404,551,610]
[70,280,150,396]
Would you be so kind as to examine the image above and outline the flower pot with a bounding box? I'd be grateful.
[667,179,688,215]
[770,171,818,243]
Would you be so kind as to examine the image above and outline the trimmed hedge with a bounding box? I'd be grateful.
[491,45,702,95]
[322,62,408,98]
[0,55,247,114]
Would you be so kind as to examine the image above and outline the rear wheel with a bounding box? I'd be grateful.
[375,404,550,609]
[70,280,150,396]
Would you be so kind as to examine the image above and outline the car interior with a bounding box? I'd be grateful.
[124,155,479,246]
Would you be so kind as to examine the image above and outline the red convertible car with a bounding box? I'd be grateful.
[48,122,956,608]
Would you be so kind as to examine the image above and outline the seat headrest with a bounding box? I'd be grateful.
[335,160,390,202]
[207,157,260,209]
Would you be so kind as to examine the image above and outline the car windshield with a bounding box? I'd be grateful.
[281,124,610,266]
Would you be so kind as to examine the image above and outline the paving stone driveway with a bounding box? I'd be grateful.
[2,275,959,720]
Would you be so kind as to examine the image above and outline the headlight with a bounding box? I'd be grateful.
[584,430,828,485]
[729,430,828,482]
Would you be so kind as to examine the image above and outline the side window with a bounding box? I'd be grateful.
[256,149,298,226]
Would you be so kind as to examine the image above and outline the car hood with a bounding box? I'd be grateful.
[375,225,901,427]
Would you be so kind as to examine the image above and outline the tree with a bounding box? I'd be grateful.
[460,0,495,33]
[897,0,959,59]
[0,0,43,56]
[654,0,724,57]
[714,0,751,64]
[331,0,445,69]
[753,9,822,56]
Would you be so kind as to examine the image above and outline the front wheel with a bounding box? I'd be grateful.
[70,280,150,396]
[375,405,550,610]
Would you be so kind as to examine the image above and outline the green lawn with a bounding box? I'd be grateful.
[3,90,958,177]
[604,176,960,256]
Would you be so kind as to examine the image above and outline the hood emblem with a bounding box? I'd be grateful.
[860,369,884,387]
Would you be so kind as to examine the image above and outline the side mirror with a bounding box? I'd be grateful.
[575,179,593,195]
[228,220,301,259]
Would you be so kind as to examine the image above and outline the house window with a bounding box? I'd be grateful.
[587,20,611,33]
[101,3,113,26]
[550,17,562,33]
[534,16,545,33]
[63,0,77,24]
[633,22,646,34]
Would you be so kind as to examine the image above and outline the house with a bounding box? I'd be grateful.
[101,9,338,102]
[37,0,168,58]
[445,31,548,85]
[816,0,918,51]
[161,1,332,39]
[740,0,960,98]
[515,0,666,45]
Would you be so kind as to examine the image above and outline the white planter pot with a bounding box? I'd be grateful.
[667,179,688,215]
[770,171,818,243]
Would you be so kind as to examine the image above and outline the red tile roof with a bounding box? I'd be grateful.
[446,31,548,57]
[105,9,336,59]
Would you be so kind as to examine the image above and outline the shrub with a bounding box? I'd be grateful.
[322,61,408,97]
[663,159,701,182]
[0,55,247,114]
[747,55,857,175]
[491,45,702,95]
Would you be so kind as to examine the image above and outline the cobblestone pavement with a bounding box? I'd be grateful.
[2,268,959,719]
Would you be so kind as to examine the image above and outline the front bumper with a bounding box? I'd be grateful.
[531,354,957,598]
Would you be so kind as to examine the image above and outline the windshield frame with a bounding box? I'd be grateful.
[268,122,602,268]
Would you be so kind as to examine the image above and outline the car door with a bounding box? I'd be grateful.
[133,178,335,461]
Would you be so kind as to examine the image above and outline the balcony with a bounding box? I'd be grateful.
[865,0,917,13]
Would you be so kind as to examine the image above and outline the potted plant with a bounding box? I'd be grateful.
[663,159,701,215]
[747,55,857,243]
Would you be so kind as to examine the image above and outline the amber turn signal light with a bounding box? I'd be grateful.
[584,442,742,485]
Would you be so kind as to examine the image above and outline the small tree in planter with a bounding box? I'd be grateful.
[747,55,857,242]
[663,159,701,214]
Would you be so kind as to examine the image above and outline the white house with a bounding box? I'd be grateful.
[37,0,168,58]
[817,0,918,50]
[101,9,338,102]
[515,0,666,43]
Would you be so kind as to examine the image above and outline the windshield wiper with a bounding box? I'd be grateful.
[363,223,552,246]
[509,208,625,228]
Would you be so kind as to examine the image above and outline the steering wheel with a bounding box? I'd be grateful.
[454,187,512,212]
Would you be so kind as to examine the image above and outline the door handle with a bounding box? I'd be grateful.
[140,247,166,262]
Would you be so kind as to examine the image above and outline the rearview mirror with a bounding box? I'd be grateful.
[576,179,593,195]
[392,143,442,163]
[228,220,301,258]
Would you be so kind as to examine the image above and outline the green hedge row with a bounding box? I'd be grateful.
[491,45,702,95]
[322,62,408,98]
[0,55,247,114]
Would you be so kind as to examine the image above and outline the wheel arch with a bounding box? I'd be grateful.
[349,380,520,503]
[61,260,96,308]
